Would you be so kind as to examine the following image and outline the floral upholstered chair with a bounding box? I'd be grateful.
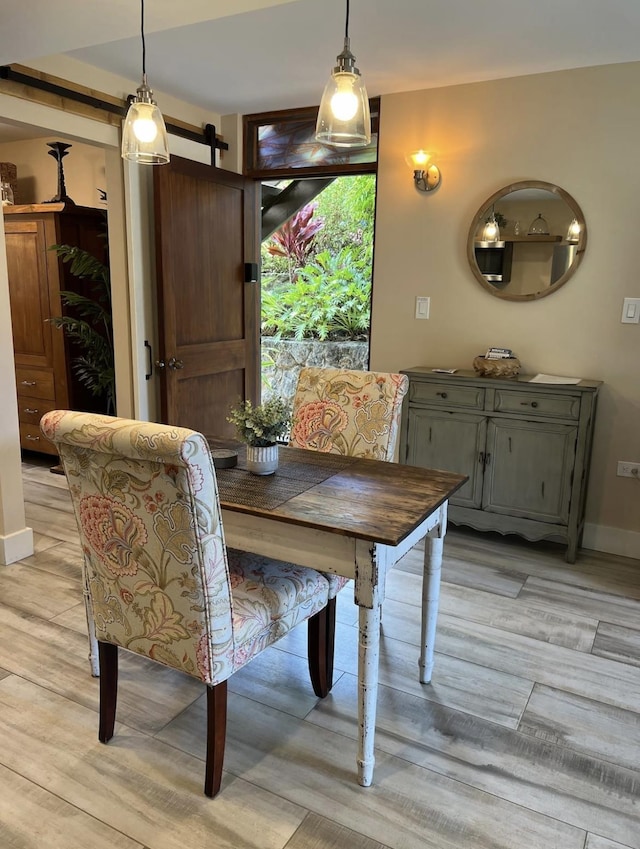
[289,367,409,689]
[40,411,331,798]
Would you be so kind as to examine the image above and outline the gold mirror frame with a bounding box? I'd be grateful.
[467,180,587,301]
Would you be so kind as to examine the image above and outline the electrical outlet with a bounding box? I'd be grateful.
[617,461,640,478]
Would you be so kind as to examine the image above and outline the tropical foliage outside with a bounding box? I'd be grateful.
[261,175,375,342]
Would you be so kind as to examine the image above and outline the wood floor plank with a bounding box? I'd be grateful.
[586,836,637,849]
[519,576,640,630]
[397,542,526,597]
[592,622,640,668]
[443,529,640,600]
[158,690,587,849]
[519,684,640,772]
[384,570,598,651]
[0,760,144,848]
[307,674,640,849]
[285,812,391,849]
[0,605,204,736]
[24,501,79,541]
[433,613,640,714]
[19,539,83,581]
[275,611,532,727]
[0,676,306,849]
[0,560,80,620]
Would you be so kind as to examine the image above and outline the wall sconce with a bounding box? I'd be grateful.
[405,150,441,193]
[566,217,581,243]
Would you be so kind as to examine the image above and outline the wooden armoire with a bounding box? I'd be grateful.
[4,203,108,455]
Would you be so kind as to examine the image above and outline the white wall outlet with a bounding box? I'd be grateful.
[617,460,640,478]
[621,297,640,323]
[415,296,430,319]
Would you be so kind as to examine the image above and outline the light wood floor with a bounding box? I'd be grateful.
[2,454,639,849]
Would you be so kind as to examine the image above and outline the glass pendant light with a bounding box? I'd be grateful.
[121,0,170,165]
[315,0,371,148]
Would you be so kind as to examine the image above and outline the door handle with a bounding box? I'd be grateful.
[167,357,184,370]
[154,360,166,369]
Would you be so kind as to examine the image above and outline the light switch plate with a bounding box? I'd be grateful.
[621,297,640,323]
[415,296,430,319]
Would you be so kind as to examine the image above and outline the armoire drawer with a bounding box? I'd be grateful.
[19,422,57,455]
[17,395,58,426]
[409,381,485,409]
[493,389,580,420]
[15,367,56,400]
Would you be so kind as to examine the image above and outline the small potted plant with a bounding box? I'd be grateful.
[227,398,291,475]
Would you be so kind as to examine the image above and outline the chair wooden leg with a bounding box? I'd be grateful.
[308,598,336,698]
[205,680,227,798]
[98,642,118,743]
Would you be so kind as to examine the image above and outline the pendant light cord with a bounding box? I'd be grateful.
[140,0,146,76]
[344,0,350,39]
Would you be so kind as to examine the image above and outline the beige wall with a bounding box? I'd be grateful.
[0,136,106,207]
[371,62,640,554]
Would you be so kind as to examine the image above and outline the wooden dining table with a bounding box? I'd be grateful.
[213,443,467,787]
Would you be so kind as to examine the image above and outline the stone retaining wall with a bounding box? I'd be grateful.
[261,339,369,407]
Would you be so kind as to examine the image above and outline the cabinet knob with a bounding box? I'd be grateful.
[436,391,448,399]
[21,380,37,387]
[25,434,40,441]
[24,408,39,415]
[520,400,538,408]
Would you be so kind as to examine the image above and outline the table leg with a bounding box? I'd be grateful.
[357,603,381,786]
[419,510,446,684]
[83,564,100,677]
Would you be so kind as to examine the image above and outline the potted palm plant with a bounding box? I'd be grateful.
[227,398,290,475]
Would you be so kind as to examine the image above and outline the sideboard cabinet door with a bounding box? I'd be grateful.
[407,408,486,509]
[482,418,577,524]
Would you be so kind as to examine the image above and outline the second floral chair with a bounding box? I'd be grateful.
[289,366,410,692]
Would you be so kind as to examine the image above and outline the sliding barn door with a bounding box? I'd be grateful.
[154,156,259,438]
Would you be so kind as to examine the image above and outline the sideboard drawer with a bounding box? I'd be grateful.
[493,389,580,420]
[410,381,485,409]
[15,367,56,400]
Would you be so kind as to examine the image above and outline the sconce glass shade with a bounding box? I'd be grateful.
[405,150,441,192]
[528,213,549,235]
[122,79,170,164]
[566,217,581,243]
[482,217,501,242]
[316,38,371,148]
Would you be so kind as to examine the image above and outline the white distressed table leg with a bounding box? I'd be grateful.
[419,503,447,684]
[357,602,381,786]
[83,564,100,677]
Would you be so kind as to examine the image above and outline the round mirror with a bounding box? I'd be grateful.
[467,180,587,301]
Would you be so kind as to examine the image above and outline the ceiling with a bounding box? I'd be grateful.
[2,0,640,119]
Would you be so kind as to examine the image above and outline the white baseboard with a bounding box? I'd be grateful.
[583,523,640,561]
[0,527,34,565]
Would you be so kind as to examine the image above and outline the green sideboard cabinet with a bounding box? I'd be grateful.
[399,367,601,562]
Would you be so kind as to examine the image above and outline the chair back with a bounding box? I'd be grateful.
[40,411,233,685]
[289,367,409,461]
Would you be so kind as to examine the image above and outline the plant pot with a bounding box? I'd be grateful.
[246,443,279,475]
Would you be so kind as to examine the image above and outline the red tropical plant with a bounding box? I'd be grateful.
[267,203,324,283]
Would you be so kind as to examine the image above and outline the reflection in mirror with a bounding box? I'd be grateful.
[467,181,587,301]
